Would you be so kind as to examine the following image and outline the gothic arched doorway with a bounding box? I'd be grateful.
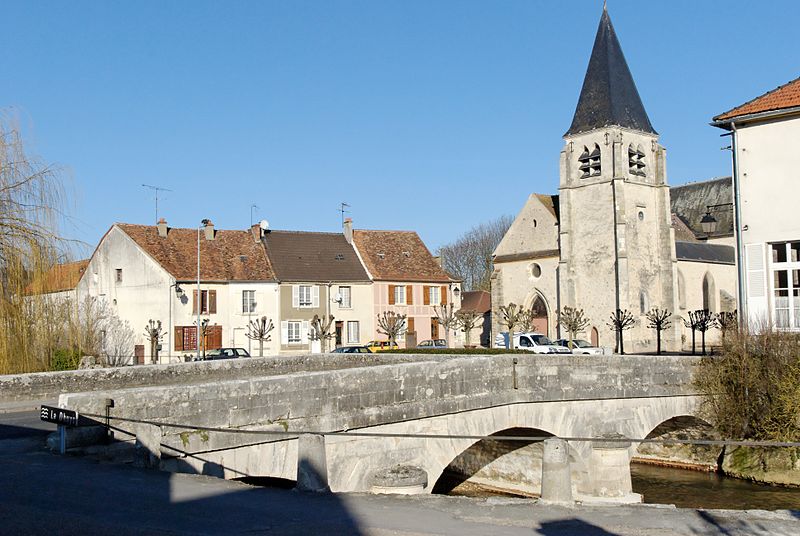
[528,293,549,336]
[591,326,599,347]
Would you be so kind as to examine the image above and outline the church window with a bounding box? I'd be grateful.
[638,210,645,221]
[578,144,602,178]
[530,263,542,279]
[639,291,649,314]
[628,144,646,177]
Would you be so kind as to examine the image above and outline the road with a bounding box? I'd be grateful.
[0,423,797,535]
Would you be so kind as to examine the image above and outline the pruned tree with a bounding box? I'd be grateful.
[606,309,635,355]
[376,311,407,346]
[497,303,524,350]
[246,316,275,357]
[683,311,700,355]
[309,314,335,353]
[438,215,513,291]
[144,320,165,365]
[645,308,672,355]
[455,309,482,348]
[558,306,590,349]
[717,310,738,343]
[433,303,458,348]
[517,308,536,333]
[694,309,717,355]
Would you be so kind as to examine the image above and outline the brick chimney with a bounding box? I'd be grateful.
[157,218,168,238]
[203,219,215,241]
[343,217,353,244]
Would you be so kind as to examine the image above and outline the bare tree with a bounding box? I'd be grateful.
[606,309,635,355]
[199,318,210,359]
[558,306,590,349]
[438,215,513,291]
[455,309,482,348]
[693,309,717,355]
[309,314,335,352]
[645,308,672,355]
[717,310,738,343]
[497,303,524,350]
[376,311,407,346]
[144,320,165,364]
[517,308,536,333]
[246,316,274,357]
[433,303,458,348]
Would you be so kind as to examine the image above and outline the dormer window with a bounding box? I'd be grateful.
[578,144,602,178]
[628,144,646,177]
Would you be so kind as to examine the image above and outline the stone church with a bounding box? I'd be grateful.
[491,7,736,353]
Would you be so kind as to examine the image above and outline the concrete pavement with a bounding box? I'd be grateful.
[0,434,797,536]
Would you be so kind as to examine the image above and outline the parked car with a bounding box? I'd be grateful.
[332,345,372,354]
[365,340,400,352]
[417,339,447,348]
[195,348,251,361]
[555,339,603,355]
[493,332,571,354]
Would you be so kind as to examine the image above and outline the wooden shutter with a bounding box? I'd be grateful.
[281,321,289,344]
[388,285,396,305]
[440,285,447,305]
[209,290,217,314]
[431,318,439,339]
[406,285,413,305]
[312,286,320,308]
[193,290,198,314]
[174,327,184,352]
[407,317,415,334]
[209,325,222,349]
[292,285,300,308]
[423,286,430,305]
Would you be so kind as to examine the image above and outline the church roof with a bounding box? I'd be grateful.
[566,8,656,137]
[713,76,800,123]
[675,241,735,265]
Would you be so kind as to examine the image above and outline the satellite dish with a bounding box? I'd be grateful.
[334,292,342,303]
[259,219,269,231]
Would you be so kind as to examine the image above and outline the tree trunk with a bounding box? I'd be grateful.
[259,339,264,357]
[656,331,661,355]
[701,331,706,355]
[618,329,625,355]
[691,330,696,355]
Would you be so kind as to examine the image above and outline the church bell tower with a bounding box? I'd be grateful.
[558,6,680,352]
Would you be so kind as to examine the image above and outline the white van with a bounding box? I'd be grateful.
[494,332,571,354]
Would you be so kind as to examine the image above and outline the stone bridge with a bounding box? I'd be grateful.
[59,354,704,501]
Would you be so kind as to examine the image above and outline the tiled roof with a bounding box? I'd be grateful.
[262,231,370,283]
[676,241,735,265]
[670,177,734,239]
[714,76,800,122]
[117,224,275,282]
[26,259,89,295]
[671,214,698,243]
[460,290,491,314]
[535,194,560,223]
[353,230,452,283]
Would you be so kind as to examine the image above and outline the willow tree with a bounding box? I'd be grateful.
[0,116,69,374]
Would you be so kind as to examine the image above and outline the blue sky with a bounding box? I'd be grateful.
[2,0,798,256]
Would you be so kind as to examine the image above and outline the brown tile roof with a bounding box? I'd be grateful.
[117,224,275,282]
[353,230,452,283]
[460,290,491,314]
[262,231,370,282]
[714,76,800,122]
[671,214,698,243]
[26,259,89,295]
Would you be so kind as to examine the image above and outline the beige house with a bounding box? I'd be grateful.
[713,77,800,331]
[491,8,736,353]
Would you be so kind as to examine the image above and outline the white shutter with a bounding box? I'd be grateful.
[301,321,310,343]
[745,243,768,324]
[281,321,289,344]
[292,285,299,308]
[312,286,320,308]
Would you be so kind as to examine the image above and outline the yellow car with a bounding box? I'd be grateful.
[365,340,399,353]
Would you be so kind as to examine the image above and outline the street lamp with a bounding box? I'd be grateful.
[168,282,184,361]
[699,203,733,236]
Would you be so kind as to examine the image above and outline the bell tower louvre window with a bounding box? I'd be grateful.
[579,144,602,178]
[628,144,646,177]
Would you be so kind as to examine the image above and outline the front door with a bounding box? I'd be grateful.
[335,321,343,347]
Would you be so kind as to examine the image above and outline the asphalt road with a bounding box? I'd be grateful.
[0,435,797,535]
[0,407,56,440]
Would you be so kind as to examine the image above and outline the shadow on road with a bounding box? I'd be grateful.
[537,518,620,535]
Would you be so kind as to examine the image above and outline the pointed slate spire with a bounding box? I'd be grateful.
[566,7,656,136]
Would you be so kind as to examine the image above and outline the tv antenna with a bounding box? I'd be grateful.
[250,204,260,227]
[142,184,173,223]
[340,202,350,226]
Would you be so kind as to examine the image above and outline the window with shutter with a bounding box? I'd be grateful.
[209,290,217,314]
[193,290,199,314]
[338,286,352,308]
[312,286,320,308]
[407,317,415,335]
[428,286,439,305]
[298,285,313,307]
[174,327,184,351]
[440,285,447,305]
[281,321,289,343]
[347,321,359,343]
[394,286,406,305]
[292,285,300,308]
[388,285,396,305]
[423,287,430,305]
[406,285,413,305]
[301,320,310,343]
[430,317,439,339]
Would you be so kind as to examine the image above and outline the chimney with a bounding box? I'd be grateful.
[343,217,353,244]
[157,218,168,238]
[203,219,215,241]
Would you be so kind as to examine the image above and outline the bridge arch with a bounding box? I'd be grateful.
[635,414,720,467]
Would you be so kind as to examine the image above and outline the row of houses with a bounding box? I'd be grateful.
[44,218,463,362]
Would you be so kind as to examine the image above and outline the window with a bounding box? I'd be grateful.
[287,321,302,344]
[394,285,406,305]
[339,286,351,308]
[530,263,542,278]
[115,269,123,283]
[431,317,439,339]
[578,144,601,178]
[628,144,646,177]
[293,285,318,308]
[193,290,217,314]
[347,321,359,344]
[771,241,800,329]
[429,286,440,305]
[242,290,256,313]
[639,291,649,315]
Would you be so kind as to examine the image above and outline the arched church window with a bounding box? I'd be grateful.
[578,144,602,178]
[639,291,649,315]
[702,272,716,312]
[677,269,686,310]
[628,144,646,177]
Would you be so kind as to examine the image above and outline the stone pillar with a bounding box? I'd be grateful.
[134,423,162,469]
[296,434,329,492]
[587,434,641,504]
[540,438,573,504]
[369,465,427,495]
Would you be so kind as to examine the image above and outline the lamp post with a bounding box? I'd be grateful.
[198,219,209,359]
[699,203,734,236]
[168,282,183,361]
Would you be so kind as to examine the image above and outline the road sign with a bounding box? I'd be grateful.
[40,405,79,427]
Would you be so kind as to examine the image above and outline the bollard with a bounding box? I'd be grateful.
[540,437,573,503]
[134,423,163,469]
[587,434,642,503]
[295,434,329,492]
